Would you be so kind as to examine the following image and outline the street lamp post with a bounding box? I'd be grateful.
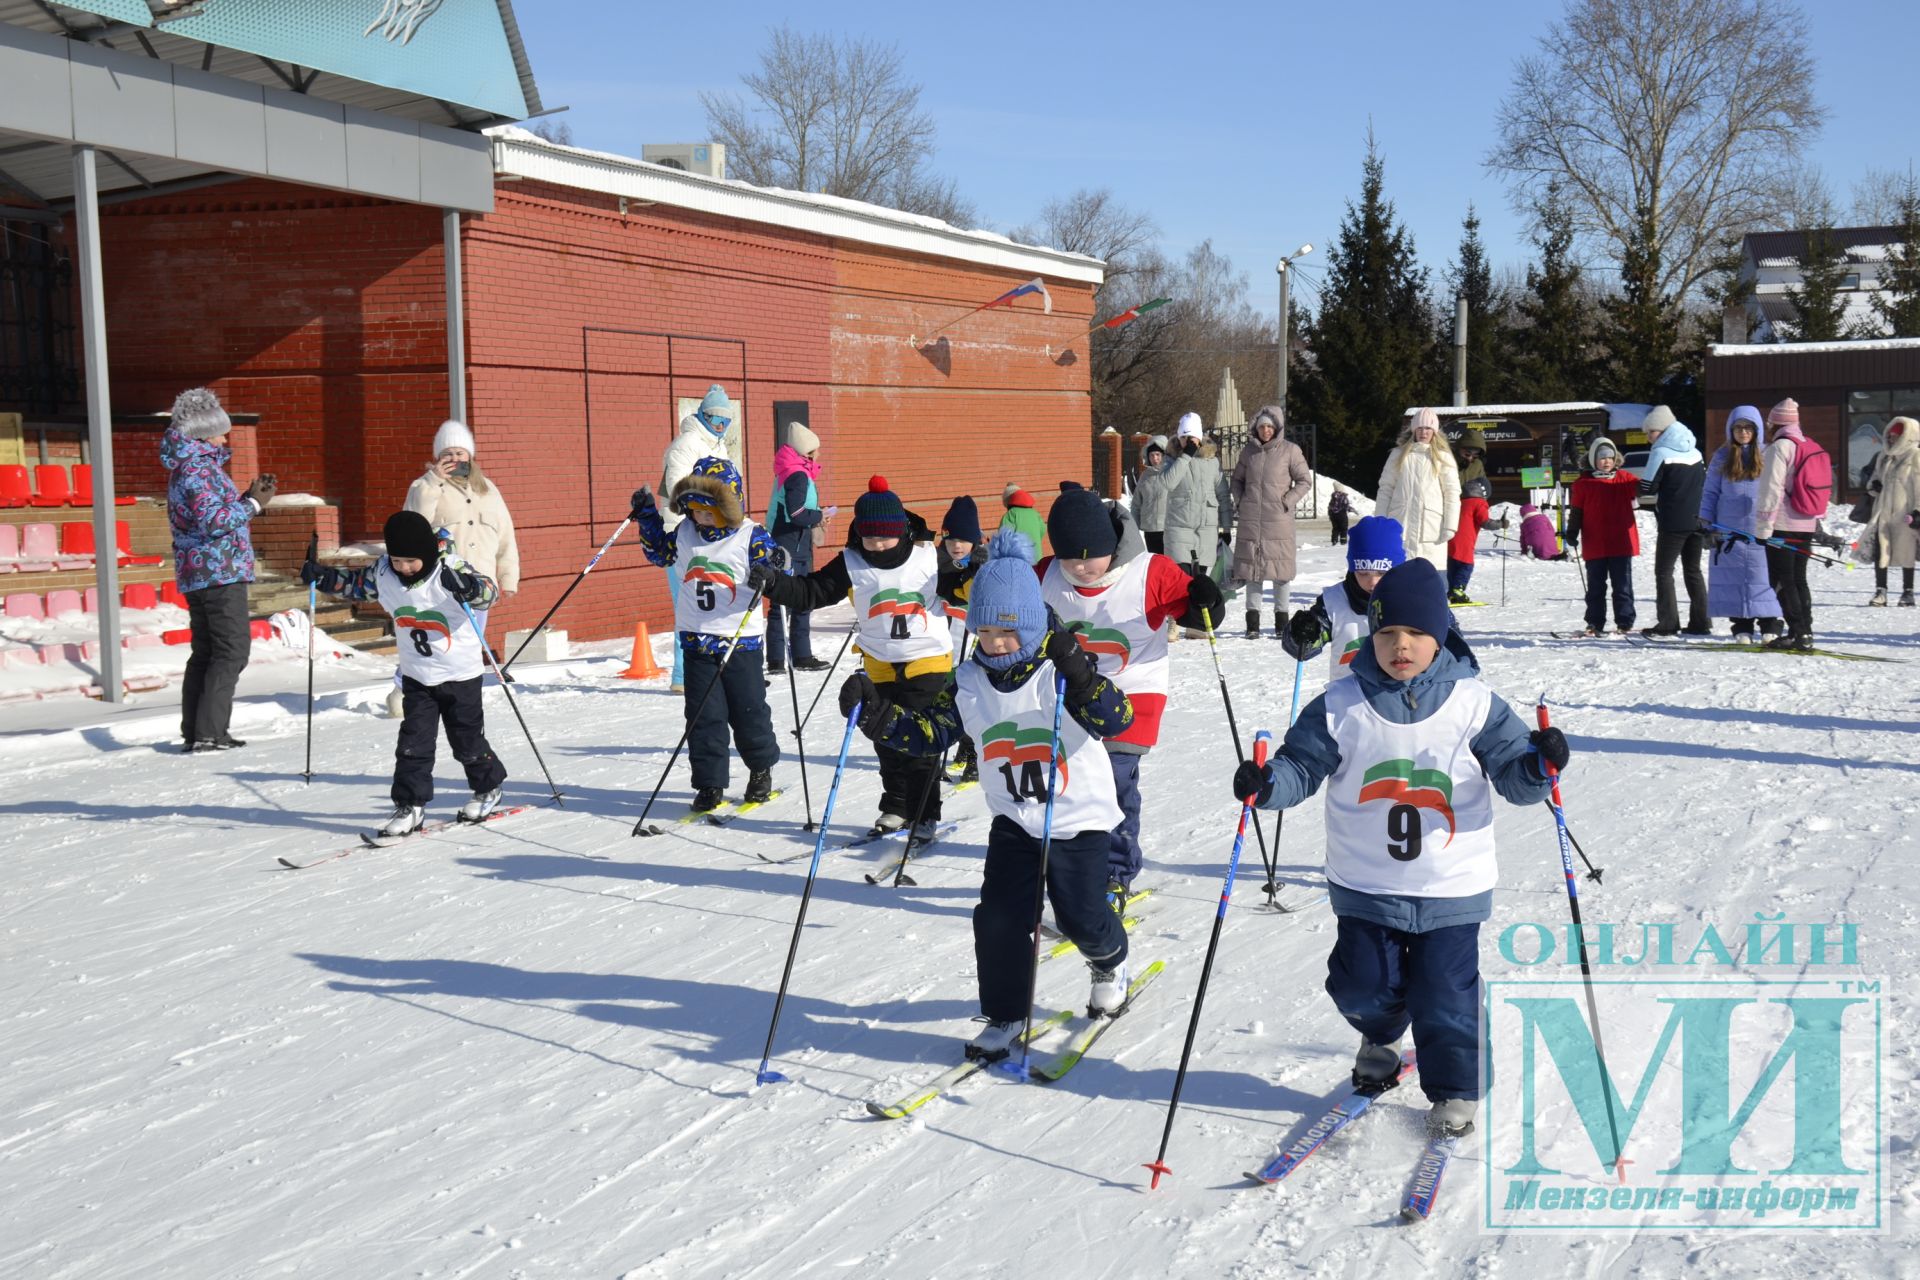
[1276,243,1313,418]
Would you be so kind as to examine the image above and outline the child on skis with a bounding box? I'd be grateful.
[839,530,1137,1059]
[938,495,987,784]
[1026,488,1223,898]
[1281,515,1405,679]
[750,477,956,841]
[1447,430,1493,604]
[1234,558,1569,1136]
[1563,437,1641,636]
[630,457,781,814]
[301,511,506,837]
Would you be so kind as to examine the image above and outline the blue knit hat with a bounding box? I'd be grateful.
[697,384,733,432]
[1347,516,1406,574]
[1367,558,1450,640]
[968,530,1048,668]
[941,494,983,544]
[853,475,908,539]
[1046,488,1120,559]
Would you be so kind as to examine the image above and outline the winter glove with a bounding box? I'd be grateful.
[1232,758,1274,807]
[439,563,484,603]
[837,672,894,739]
[746,561,779,596]
[1529,727,1570,777]
[629,486,655,519]
[1281,608,1325,661]
[245,474,277,507]
[1179,569,1225,632]
[1217,530,1232,552]
[1043,628,1100,704]
[1909,511,1919,528]
[299,556,325,587]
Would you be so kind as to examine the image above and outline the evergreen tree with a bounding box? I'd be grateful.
[1781,222,1852,341]
[1514,180,1596,402]
[1295,135,1444,485]
[1445,204,1517,404]
[1872,179,1920,337]
[1601,202,1681,404]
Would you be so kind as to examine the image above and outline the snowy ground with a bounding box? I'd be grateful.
[3,535,1916,1278]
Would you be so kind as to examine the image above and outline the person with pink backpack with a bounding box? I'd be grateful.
[1754,398,1833,649]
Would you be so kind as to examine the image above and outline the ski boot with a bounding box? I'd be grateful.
[1352,1038,1404,1095]
[869,811,908,837]
[689,786,726,814]
[957,756,980,784]
[743,769,775,804]
[1088,958,1131,1017]
[1870,587,1889,606]
[1428,1097,1479,1138]
[1901,590,1916,608]
[965,1019,1022,1062]
[379,804,425,838]
[908,819,940,845]
[1448,587,1470,605]
[458,788,502,823]
[793,656,832,672]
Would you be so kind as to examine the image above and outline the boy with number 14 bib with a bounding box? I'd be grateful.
[1234,558,1569,1137]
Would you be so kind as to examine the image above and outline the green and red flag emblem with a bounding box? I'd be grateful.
[1357,759,1456,843]
[867,588,929,622]
[980,721,1069,793]
[684,555,738,602]
[1066,620,1132,671]
[394,606,453,651]
[1339,638,1364,666]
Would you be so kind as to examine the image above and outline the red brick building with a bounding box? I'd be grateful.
[84,129,1103,645]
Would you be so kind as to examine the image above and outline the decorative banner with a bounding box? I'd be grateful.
[917,277,1054,344]
[1070,297,1171,344]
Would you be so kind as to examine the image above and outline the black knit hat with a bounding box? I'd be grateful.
[853,475,908,539]
[941,495,983,544]
[384,510,439,563]
[1046,489,1120,560]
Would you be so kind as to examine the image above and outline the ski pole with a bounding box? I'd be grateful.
[631,586,767,836]
[796,629,855,737]
[1705,521,1851,570]
[1143,729,1272,1190]
[755,702,862,1086]
[995,674,1068,1081]
[1536,697,1625,1179]
[458,598,564,806]
[1544,800,1603,882]
[884,633,969,889]
[303,532,318,785]
[783,654,815,832]
[1266,657,1305,908]
[1202,614,1280,907]
[499,514,634,677]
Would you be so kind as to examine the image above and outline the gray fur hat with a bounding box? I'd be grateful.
[171,387,232,440]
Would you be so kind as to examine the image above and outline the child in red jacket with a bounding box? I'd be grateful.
[1564,437,1641,635]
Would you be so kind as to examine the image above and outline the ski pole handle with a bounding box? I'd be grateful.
[1242,729,1271,804]
[1535,698,1567,803]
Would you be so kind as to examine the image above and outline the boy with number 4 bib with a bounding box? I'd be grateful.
[1234,558,1569,1137]
[302,511,506,837]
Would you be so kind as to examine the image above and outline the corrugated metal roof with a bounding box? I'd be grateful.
[1711,337,1920,357]
[1743,225,1906,268]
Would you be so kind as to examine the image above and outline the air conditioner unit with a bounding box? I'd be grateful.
[642,143,726,179]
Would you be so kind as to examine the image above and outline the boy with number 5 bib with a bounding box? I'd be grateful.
[1233,558,1569,1137]
[302,511,505,838]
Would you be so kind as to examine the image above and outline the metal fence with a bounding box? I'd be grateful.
[1208,421,1320,520]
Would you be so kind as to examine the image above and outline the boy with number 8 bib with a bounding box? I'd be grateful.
[302,511,505,837]
[838,531,1137,1060]
[1232,558,1569,1137]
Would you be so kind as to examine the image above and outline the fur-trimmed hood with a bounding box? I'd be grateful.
[670,456,746,531]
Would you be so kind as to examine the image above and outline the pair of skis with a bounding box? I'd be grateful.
[865,960,1165,1120]
[1243,1051,1460,1222]
[277,801,540,870]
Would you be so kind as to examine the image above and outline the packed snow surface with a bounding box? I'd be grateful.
[4,536,1916,1277]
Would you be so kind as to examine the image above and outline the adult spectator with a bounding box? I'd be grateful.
[1754,398,1818,649]
[1375,407,1460,570]
[164,387,274,753]
[1228,405,1311,636]
[1866,416,1917,607]
[1130,435,1172,555]
[657,383,736,690]
[1636,405,1709,636]
[1162,412,1233,572]
[766,422,835,673]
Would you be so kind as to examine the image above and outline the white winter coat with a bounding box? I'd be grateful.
[1869,432,1919,569]
[404,464,520,591]
[659,413,732,530]
[1375,440,1461,569]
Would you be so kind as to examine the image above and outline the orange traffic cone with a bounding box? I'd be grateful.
[620,620,666,680]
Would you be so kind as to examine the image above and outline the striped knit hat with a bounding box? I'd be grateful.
[853,475,907,539]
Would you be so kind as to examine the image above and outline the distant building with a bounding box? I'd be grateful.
[1737,226,1904,342]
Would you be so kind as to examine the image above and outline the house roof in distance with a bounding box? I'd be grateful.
[1743,226,1906,268]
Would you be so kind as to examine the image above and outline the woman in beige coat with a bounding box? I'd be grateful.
[405,419,521,600]
[1228,405,1312,635]
[1375,407,1460,570]
[1867,416,1918,606]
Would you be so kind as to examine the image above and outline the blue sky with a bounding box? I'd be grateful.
[513,2,1919,313]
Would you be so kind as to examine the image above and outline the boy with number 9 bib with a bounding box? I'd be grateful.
[1233,558,1569,1137]
[302,511,505,837]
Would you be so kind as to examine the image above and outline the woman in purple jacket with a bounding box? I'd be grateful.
[164,387,275,752]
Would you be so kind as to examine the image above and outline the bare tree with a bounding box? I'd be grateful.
[701,27,966,221]
[1488,0,1825,300]
[1851,166,1919,227]
[526,117,574,146]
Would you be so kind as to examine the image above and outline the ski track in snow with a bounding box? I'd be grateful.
[3,546,1916,1278]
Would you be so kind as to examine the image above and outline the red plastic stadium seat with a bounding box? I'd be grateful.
[60,521,95,557]
[30,464,72,507]
[116,520,164,567]
[0,524,17,564]
[0,465,30,508]
[72,464,135,506]
[46,588,83,616]
[4,592,46,619]
[160,581,186,608]
[122,583,158,610]
[20,522,58,561]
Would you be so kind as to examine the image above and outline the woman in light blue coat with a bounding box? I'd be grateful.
[1699,405,1783,641]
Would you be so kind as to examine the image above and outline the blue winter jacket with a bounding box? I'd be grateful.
[1699,407,1782,620]
[1255,635,1556,931]
[162,427,257,593]
[632,498,780,655]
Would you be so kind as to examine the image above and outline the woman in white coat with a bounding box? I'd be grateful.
[1375,407,1460,570]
